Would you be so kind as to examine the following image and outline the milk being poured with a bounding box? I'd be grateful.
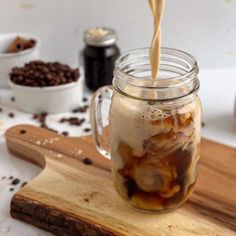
[148,0,165,80]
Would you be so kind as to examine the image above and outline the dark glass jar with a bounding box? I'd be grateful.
[83,27,120,91]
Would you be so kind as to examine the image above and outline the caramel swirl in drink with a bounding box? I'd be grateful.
[110,93,201,211]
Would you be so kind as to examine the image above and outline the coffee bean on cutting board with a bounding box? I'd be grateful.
[82,157,93,165]
[19,129,27,134]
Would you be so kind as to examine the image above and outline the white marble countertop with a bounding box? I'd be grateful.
[0,68,235,236]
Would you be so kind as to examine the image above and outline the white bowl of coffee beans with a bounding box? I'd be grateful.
[0,33,40,88]
[9,60,83,114]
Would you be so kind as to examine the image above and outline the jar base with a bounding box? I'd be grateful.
[126,200,187,214]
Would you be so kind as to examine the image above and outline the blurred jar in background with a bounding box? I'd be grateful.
[83,27,120,91]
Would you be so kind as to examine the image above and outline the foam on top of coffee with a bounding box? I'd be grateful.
[141,105,170,121]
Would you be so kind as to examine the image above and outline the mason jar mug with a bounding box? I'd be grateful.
[90,48,202,212]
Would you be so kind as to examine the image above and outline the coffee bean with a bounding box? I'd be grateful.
[72,105,89,113]
[202,122,206,127]
[9,176,13,180]
[11,178,20,185]
[84,128,91,133]
[9,188,14,192]
[11,97,15,102]
[83,97,88,102]
[32,113,39,119]
[20,130,27,134]
[59,117,85,126]
[82,157,93,165]
[62,131,69,136]
[33,112,48,124]
[8,112,15,118]
[10,61,80,87]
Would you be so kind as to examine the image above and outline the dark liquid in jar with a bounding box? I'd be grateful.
[83,45,120,91]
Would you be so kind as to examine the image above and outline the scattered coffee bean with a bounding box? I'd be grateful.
[10,61,80,87]
[40,123,48,129]
[11,97,15,102]
[21,182,28,188]
[11,178,20,186]
[32,113,39,120]
[62,131,69,136]
[72,105,89,113]
[9,188,14,192]
[32,112,57,133]
[60,117,85,126]
[82,157,93,165]
[38,112,48,123]
[83,97,88,102]
[20,130,27,134]
[84,128,91,133]
[60,118,67,123]
[8,112,15,118]
[9,176,13,180]
[202,122,206,127]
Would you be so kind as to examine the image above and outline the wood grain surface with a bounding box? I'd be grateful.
[5,124,236,236]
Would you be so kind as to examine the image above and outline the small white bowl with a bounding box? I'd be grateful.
[10,78,83,114]
[0,33,40,88]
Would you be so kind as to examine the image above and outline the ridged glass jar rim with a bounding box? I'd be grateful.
[113,47,199,102]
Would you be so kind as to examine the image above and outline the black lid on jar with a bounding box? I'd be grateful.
[83,27,117,47]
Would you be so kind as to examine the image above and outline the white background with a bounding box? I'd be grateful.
[0,0,235,68]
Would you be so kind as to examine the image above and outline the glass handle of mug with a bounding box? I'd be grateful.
[90,86,113,159]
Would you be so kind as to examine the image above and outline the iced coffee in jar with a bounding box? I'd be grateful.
[90,47,202,212]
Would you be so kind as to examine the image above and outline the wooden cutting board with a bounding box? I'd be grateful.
[5,124,236,236]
